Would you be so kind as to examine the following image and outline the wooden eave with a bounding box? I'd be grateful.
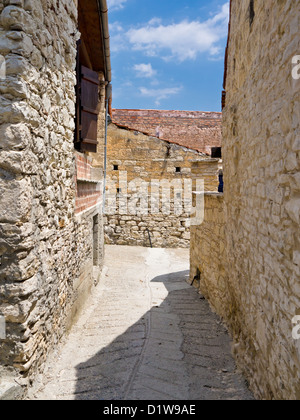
[78,0,106,74]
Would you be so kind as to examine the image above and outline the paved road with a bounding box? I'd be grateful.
[30,246,253,400]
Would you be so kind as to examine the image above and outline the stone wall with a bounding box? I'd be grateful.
[103,123,220,248]
[0,0,104,395]
[189,193,228,320]
[191,0,300,400]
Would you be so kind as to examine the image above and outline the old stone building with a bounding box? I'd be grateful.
[191,0,300,400]
[100,110,222,248]
[0,0,111,398]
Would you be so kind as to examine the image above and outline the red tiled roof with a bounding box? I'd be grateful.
[111,109,222,155]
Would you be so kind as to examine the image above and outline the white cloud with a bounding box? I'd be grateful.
[140,86,182,106]
[126,3,229,61]
[107,0,128,11]
[134,63,157,78]
[109,21,124,32]
[148,17,163,26]
[109,21,127,53]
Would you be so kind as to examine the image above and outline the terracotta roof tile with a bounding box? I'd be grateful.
[111,109,222,155]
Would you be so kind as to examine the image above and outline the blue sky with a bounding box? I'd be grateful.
[107,0,229,112]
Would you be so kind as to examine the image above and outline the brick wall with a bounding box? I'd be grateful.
[76,153,93,180]
[75,152,103,214]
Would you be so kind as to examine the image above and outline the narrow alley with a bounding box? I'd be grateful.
[29,246,253,400]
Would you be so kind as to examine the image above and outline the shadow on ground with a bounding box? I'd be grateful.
[74,269,253,400]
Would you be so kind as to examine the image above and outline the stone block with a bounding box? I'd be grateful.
[292,136,300,152]
[285,152,298,172]
[285,198,300,224]
[1,6,36,33]
[0,177,33,223]
[0,123,30,150]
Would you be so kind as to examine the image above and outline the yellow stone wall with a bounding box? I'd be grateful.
[190,193,228,320]
[103,123,220,248]
[221,0,299,400]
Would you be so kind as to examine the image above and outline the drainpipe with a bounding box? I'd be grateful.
[98,0,112,83]
[97,0,112,213]
[103,83,112,213]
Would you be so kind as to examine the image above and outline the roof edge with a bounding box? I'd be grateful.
[98,0,111,83]
[112,108,222,115]
[110,121,209,156]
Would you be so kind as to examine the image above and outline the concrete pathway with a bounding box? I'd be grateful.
[29,246,253,400]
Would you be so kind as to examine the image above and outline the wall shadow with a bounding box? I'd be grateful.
[74,269,253,400]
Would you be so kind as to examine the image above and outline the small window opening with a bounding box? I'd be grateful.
[113,165,119,171]
[211,147,222,158]
[249,0,255,26]
[117,188,122,194]
[175,167,181,173]
[218,169,224,193]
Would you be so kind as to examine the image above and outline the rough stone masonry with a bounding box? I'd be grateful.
[0,0,106,397]
[100,116,222,249]
[191,0,300,400]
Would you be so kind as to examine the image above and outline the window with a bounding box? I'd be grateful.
[249,0,255,26]
[211,147,222,158]
[175,167,181,173]
[75,41,100,153]
[113,165,119,171]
